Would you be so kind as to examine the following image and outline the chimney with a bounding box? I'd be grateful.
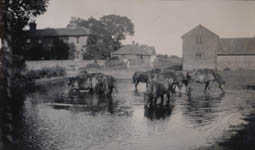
[29,22,37,31]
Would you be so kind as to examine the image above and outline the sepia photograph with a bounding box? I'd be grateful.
[1,0,255,150]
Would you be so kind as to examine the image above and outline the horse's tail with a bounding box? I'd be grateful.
[213,71,225,85]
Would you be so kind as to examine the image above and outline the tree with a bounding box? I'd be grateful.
[0,1,49,144]
[67,15,135,59]
[100,15,134,49]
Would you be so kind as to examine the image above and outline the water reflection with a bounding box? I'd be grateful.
[12,78,255,150]
[182,93,225,127]
[52,90,117,115]
[144,104,174,120]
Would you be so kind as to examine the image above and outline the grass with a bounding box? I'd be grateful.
[219,70,255,90]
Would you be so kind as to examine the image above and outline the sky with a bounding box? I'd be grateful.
[36,0,255,57]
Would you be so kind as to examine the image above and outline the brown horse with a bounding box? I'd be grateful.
[146,74,175,106]
[132,68,161,90]
[186,68,225,95]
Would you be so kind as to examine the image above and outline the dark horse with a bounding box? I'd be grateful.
[146,74,175,106]
[67,73,117,96]
[186,68,226,95]
[132,68,161,90]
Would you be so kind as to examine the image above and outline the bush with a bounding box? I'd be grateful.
[224,67,231,71]
[26,66,66,79]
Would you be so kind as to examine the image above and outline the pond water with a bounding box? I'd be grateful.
[14,79,255,150]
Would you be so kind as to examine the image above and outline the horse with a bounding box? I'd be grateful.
[186,68,225,95]
[132,68,161,90]
[67,73,109,94]
[146,74,175,106]
[161,69,183,91]
[96,74,118,96]
[67,75,92,92]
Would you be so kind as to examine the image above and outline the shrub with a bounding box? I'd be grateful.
[224,67,231,71]
[26,66,66,79]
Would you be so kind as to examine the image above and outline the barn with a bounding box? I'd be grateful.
[182,25,255,71]
[111,44,156,67]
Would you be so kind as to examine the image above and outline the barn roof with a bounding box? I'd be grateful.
[112,45,151,56]
[24,27,90,37]
[218,38,255,55]
[181,24,219,39]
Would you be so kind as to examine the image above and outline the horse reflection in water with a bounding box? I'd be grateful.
[54,89,116,114]
[144,104,174,120]
[182,92,225,127]
[143,91,175,120]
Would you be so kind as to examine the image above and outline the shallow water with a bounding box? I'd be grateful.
[14,79,255,150]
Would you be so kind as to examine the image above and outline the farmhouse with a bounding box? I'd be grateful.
[23,22,90,60]
[182,25,255,70]
[111,43,156,66]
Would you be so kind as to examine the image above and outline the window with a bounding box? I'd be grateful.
[26,39,31,44]
[196,51,205,59]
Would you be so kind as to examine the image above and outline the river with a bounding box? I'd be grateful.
[13,79,255,150]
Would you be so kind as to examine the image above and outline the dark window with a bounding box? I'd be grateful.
[196,51,204,59]
[26,39,31,44]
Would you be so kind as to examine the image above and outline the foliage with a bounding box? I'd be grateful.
[0,0,49,37]
[0,0,49,88]
[100,15,134,42]
[51,39,70,60]
[67,15,135,59]
[25,66,66,80]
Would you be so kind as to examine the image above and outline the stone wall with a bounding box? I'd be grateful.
[26,60,106,71]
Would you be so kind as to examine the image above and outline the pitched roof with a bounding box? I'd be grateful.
[218,38,255,55]
[181,24,219,39]
[112,45,151,56]
[24,27,90,37]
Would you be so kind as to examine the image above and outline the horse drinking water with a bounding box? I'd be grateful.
[186,68,226,95]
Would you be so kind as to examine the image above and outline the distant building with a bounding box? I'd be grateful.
[182,25,255,70]
[111,43,156,67]
[23,22,90,60]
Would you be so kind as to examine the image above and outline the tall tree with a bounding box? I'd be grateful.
[0,0,49,144]
[67,15,135,59]
[100,15,134,50]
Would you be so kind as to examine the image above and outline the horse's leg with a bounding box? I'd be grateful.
[153,97,157,106]
[186,81,192,96]
[160,95,164,106]
[166,93,170,106]
[204,82,210,94]
[135,81,139,90]
[219,82,225,93]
